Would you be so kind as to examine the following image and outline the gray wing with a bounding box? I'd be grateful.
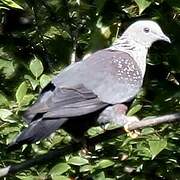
[53,49,143,104]
[23,83,108,124]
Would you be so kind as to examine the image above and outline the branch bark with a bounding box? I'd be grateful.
[0,113,180,177]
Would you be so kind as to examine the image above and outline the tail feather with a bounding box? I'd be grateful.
[8,118,67,150]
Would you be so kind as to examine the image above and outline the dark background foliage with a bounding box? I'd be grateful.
[0,0,179,179]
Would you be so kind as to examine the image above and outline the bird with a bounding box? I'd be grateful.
[8,20,171,150]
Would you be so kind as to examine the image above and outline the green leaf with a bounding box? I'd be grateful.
[24,75,39,90]
[19,94,34,106]
[0,93,9,106]
[0,6,9,10]
[2,61,15,78]
[68,156,89,166]
[1,0,23,9]
[0,109,12,120]
[92,171,106,180]
[88,127,104,136]
[40,74,52,88]
[16,82,27,104]
[141,127,155,135]
[44,26,71,39]
[127,104,142,116]
[80,165,93,172]
[51,175,70,180]
[50,163,71,175]
[136,143,151,158]
[15,176,40,180]
[1,126,19,135]
[30,57,44,78]
[149,139,167,159]
[96,159,114,169]
[0,59,16,78]
[135,0,151,15]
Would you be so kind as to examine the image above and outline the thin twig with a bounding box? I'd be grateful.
[0,113,180,177]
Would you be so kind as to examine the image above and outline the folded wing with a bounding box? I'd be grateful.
[24,83,108,124]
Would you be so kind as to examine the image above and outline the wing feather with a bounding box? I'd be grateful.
[23,84,108,123]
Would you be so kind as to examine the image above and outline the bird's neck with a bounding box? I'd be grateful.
[109,36,148,77]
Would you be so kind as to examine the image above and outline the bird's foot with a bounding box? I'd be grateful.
[124,116,140,138]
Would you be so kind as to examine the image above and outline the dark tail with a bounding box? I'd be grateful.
[8,118,67,150]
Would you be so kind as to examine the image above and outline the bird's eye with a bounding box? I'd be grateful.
[143,27,150,33]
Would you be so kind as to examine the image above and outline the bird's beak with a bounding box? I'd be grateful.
[160,34,171,43]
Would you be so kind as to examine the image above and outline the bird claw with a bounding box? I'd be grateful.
[124,116,140,138]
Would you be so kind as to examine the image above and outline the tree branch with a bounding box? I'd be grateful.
[0,113,180,177]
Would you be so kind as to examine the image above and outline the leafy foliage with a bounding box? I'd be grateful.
[0,0,179,179]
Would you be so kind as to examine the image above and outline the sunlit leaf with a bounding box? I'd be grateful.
[96,159,114,169]
[92,171,106,180]
[0,0,23,9]
[0,6,9,10]
[51,175,70,180]
[1,126,19,136]
[76,0,80,5]
[40,74,52,88]
[0,59,16,78]
[15,176,41,180]
[137,146,151,158]
[68,156,89,166]
[24,75,39,90]
[0,109,12,120]
[135,0,151,15]
[127,104,142,116]
[87,127,104,136]
[16,81,27,104]
[141,127,155,135]
[0,93,9,106]
[50,163,71,175]
[80,165,93,172]
[30,57,44,78]
[19,94,34,106]
[149,139,167,159]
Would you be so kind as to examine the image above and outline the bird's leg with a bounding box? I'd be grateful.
[113,104,140,138]
[97,104,128,126]
[98,104,140,138]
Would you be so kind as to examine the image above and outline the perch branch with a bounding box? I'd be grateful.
[0,112,180,177]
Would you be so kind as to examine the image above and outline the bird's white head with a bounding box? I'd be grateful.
[122,20,171,48]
